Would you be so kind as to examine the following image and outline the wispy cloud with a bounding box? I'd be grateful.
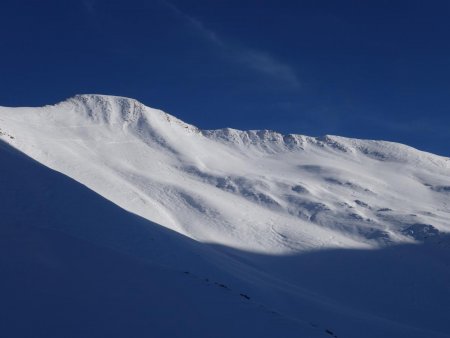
[236,50,300,88]
[82,0,96,16]
[162,1,224,47]
[161,1,300,89]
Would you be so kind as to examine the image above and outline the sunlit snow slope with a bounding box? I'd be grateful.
[1,94,450,338]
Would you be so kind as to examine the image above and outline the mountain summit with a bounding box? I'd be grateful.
[1,95,449,338]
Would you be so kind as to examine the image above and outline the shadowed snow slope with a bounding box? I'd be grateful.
[0,142,319,338]
[1,94,450,338]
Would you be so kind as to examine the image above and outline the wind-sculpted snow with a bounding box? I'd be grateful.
[1,94,450,338]
[1,94,449,248]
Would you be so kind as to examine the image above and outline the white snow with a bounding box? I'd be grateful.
[1,94,449,338]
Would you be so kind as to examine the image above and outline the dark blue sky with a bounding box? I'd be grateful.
[1,0,449,155]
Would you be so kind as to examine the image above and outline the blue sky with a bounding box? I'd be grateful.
[1,0,449,155]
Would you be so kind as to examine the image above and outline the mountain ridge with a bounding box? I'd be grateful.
[3,93,448,164]
[1,94,450,337]
[0,94,449,251]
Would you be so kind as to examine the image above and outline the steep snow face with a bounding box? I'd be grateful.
[1,94,450,338]
[0,94,449,254]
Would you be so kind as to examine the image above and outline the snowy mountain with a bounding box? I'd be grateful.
[1,94,449,338]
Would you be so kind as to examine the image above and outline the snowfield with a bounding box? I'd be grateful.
[1,94,449,338]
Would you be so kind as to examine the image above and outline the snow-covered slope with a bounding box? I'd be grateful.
[1,94,450,338]
[0,141,317,338]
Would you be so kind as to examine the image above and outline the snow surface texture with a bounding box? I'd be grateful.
[1,94,450,338]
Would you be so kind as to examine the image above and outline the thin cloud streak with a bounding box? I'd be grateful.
[237,50,301,88]
[161,0,300,89]
[82,0,96,16]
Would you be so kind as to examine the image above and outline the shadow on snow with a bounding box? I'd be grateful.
[1,141,449,338]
